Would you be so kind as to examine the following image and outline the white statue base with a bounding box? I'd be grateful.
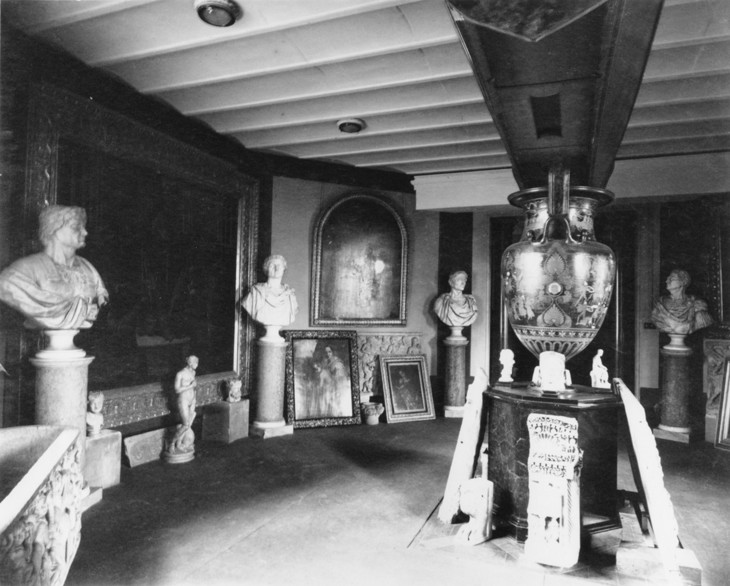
[532,351,572,393]
[663,333,688,351]
[261,324,285,343]
[444,405,465,418]
[36,329,86,359]
[446,326,466,342]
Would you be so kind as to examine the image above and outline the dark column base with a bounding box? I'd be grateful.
[485,383,621,543]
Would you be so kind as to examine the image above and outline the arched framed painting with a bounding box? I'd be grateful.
[311,194,408,326]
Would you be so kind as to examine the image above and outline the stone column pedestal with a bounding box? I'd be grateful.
[443,328,468,418]
[654,336,693,443]
[30,350,94,470]
[251,332,293,439]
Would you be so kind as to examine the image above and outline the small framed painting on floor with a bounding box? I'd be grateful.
[379,354,435,423]
[283,329,361,428]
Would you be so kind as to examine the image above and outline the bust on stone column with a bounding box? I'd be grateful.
[0,205,108,334]
[242,254,298,341]
[434,270,477,417]
[651,269,713,347]
[650,269,714,441]
[242,254,297,437]
[433,270,478,339]
[0,205,107,478]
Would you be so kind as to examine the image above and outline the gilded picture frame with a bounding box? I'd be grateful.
[311,194,408,326]
[284,330,361,428]
[379,354,435,423]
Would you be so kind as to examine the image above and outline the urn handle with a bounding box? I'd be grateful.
[538,166,578,245]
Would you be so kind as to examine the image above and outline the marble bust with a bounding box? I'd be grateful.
[650,269,713,335]
[433,270,478,328]
[86,391,104,436]
[227,378,242,403]
[0,205,108,330]
[242,254,298,330]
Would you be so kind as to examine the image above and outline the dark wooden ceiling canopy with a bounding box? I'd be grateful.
[447,0,664,189]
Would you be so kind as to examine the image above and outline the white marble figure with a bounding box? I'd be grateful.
[456,477,494,545]
[651,269,713,336]
[227,378,242,403]
[0,205,108,330]
[498,348,515,383]
[433,271,478,328]
[524,413,583,568]
[590,349,610,389]
[166,355,198,459]
[532,351,572,392]
[242,254,298,341]
[86,391,104,436]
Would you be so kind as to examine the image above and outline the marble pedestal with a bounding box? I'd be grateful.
[203,400,250,443]
[485,383,621,543]
[30,350,94,472]
[84,429,122,489]
[654,340,693,443]
[443,329,468,418]
[251,335,293,439]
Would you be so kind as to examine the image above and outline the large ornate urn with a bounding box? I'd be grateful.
[501,171,616,362]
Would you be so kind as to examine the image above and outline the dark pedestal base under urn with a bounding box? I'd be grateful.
[485,383,622,543]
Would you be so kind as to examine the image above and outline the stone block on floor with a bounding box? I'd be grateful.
[85,429,122,488]
[202,399,249,444]
[123,427,171,467]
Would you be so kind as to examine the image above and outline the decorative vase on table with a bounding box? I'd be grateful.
[501,169,616,363]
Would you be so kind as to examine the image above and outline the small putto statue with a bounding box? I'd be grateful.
[86,391,105,436]
[0,205,108,330]
[433,270,478,328]
[650,269,713,335]
[242,254,298,341]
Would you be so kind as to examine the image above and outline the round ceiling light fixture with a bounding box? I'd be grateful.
[195,0,242,27]
[337,118,366,134]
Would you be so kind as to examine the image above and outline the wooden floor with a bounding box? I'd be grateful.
[66,417,729,586]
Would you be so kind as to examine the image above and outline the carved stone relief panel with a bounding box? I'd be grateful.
[357,332,423,397]
[102,374,226,429]
[0,440,84,586]
[704,336,730,415]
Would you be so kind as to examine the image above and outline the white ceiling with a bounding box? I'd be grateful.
[3,0,730,183]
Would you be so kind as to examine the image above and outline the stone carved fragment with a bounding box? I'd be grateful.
[0,441,83,586]
[524,413,582,568]
[357,333,422,397]
[704,339,730,414]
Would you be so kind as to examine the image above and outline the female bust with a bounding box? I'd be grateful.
[433,270,478,327]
